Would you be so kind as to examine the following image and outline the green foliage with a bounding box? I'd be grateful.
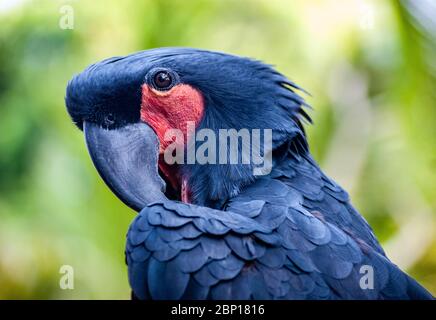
[0,0,435,298]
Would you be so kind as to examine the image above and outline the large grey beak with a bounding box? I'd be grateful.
[83,122,167,211]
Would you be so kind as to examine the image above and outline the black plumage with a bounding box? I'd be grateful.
[126,153,433,299]
[65,48,433,300]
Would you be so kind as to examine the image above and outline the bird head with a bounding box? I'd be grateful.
[65,48,310,210]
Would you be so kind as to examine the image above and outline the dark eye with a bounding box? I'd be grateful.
[104,114,115,126]
[153,71,173,90]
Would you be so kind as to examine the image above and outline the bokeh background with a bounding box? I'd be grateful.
[0,0,435,299]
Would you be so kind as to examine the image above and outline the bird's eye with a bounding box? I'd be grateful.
[152,71,173,90]
[104,114,115,126]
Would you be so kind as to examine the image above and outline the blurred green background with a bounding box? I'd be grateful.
[0,0,435,299]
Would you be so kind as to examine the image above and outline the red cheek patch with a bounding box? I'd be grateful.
[140,83,204,203]
[140,84,204,152]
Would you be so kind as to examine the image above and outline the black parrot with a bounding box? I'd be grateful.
[65,48,433,299]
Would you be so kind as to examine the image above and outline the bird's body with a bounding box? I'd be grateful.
[127,151,431,299]
[65,48,433,300]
